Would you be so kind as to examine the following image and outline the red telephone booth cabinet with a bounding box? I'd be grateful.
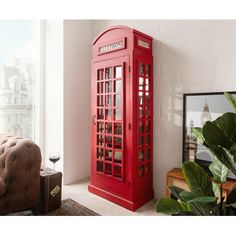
[88,26,154,211]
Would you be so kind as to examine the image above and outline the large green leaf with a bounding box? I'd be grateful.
[188,202,215,216]
[225,148,235,162]
[206,142,236,175]
[179,191,203,202]
[155,198,186,215]
[209,158,229,183]
[192,127,204,144]
[229,203,236,208]
[213,113,236,145]
[178,201,189,212]
[179,191,216,204]
[188,196,217,204]
[182,162,214,196]
[230,143,236,162]
[203,121,232,149]
[168,186,185,201]
[226,184,236,205]
[224,92,236,112]
[212,182,221,198]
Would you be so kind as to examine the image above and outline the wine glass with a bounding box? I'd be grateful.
[49,152,61,172]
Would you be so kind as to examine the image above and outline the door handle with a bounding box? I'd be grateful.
[92,115,96,125]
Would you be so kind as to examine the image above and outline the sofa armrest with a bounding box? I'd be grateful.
[0,134,42,214]
[0,177,7,197]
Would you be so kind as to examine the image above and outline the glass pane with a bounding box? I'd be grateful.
[114,108,122,120]
[114,137,122,149]
[146,148,150,160]
[114,66,122,78]
[145,163,150,174]
[97,134,104,146]
[139,106,144,118]
[146,135,150,145]
[105,109,112,120]
[145,108,150,117]
[145,64,150,77]
[96,148,104,160]
[105,81,112,93]
[139,135,144,147]
[114,123,122,135]
[145,120,150,132]
[105,149,112,161]
[139,63,144,76]
[145,92,150,116]
[139,77,144,85]
[96,161,103,172]
[105,67,112,79]
[139,85,143,91]
[139,121,144,133]
[105,136,112,148]
[97,122,104,133]
[105,123,112,134]
[97,82,103,94]
[139,150,144,161]
[98,69,104,81]
[114,165,122,178]
[114,151,122,163]
[97,95,104,107]
[139,92,143,105]
[114,80,122,93]
[139,165,144,178]
[97,108,104,120]
[145,103,150,117]
[145,84,149,91]
[146,92,149,102]
[105,95,112,106]
[114,94,122,107]
[105,163,112,175]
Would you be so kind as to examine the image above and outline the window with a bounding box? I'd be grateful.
[0,20,42,141]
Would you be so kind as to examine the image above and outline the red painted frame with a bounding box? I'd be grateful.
[89,26,154,211]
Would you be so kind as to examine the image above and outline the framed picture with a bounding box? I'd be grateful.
[182,92,236,172]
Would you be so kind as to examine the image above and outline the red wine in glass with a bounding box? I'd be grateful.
[49,152,61,171]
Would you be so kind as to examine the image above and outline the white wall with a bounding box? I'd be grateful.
[43,20,236,197]
[43,20,92,184]
[63,20,92,184]
[91,20,236,198]
[44,20,64,172]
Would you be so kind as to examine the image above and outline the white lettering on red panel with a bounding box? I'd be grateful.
[138,39,150,49]
[99,40,124,54]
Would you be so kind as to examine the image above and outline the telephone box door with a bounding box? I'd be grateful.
[91,55,131,198]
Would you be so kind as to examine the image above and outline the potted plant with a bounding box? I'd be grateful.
[155,92,236,216]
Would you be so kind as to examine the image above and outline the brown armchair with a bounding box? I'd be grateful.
[0,134,42,215]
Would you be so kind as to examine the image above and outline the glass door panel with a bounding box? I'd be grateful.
[105,67,112,79]
[138,61,151,179]
[114,80,122,93]
[95,61,125,180]
[114,66,122,78]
